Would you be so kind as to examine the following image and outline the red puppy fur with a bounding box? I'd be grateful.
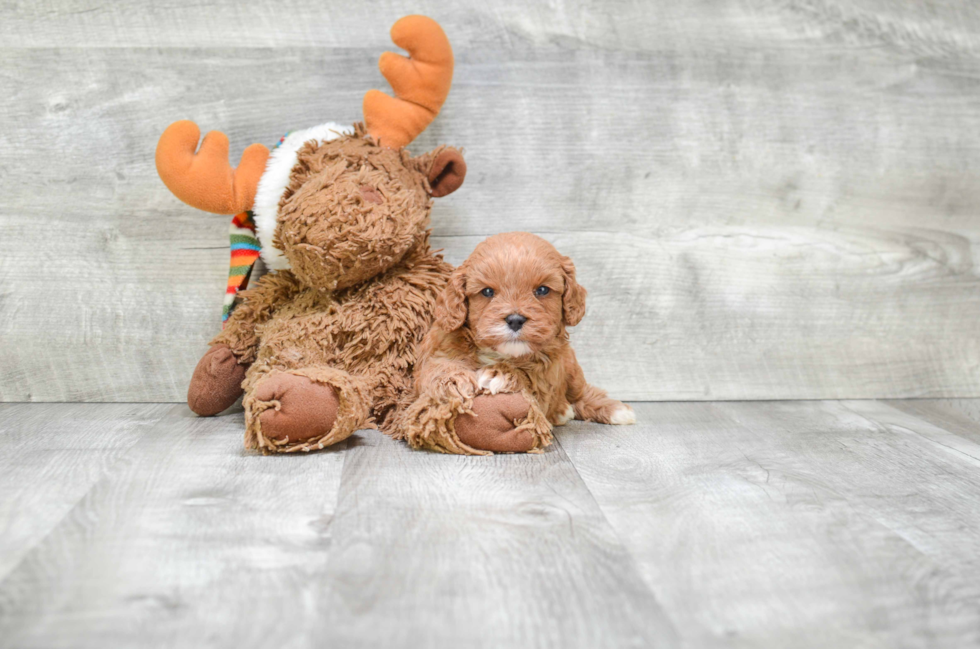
[396,232,635,455]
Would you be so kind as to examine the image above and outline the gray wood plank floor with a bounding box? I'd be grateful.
[2,400,980,647]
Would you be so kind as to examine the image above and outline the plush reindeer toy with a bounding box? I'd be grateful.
[157,16,471,453]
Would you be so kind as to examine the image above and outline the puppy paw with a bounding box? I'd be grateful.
[437,369,478,401]
[553,402,575,426]
[609,405,636,425]
[455,393,537,453]
[576,399,636,425]
[476,367,518,395]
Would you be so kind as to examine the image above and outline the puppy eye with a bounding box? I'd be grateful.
[481,287,495,298]
[534,285,551,297]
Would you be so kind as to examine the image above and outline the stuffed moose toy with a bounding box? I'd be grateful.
[157,16,474,453]
[159,15,556,455]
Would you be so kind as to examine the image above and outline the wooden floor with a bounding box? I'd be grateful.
[2,400,980,648]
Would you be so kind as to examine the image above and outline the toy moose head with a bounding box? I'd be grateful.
[156,14,466,296]
[155,16,470,454]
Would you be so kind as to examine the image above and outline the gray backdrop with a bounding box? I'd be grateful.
[2,0,980,402]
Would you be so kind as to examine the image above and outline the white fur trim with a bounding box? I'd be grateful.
[555,403,575,426]
[252,122,354,271]
[610,406,636,425]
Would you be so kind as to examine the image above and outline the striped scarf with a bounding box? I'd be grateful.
[221,132,290,326]
[222,210,261,325]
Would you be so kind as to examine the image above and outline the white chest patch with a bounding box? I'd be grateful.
[494,341,532,358]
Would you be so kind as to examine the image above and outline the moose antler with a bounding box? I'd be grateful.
[156,120,270,214]
[363,15,454,149]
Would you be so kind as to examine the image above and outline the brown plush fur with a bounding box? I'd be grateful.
[398,232,635,455]
[195,126,463,453]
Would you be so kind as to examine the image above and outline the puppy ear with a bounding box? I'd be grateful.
[435,266,468,331]
[560,256,587,326]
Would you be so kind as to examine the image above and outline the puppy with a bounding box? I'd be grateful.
[398,232,634,455]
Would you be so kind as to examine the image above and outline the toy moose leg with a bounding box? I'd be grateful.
[186,272,370,452]
[242,364,372,453]
[186,343,247,416]
[399,390,553,456]
[185,272,296,417]
[397,358,553,455]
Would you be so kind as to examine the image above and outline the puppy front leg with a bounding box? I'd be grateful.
[415,356,480,401]
[565,350,635,425]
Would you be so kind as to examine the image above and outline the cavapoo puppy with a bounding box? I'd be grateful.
[396,231,635,455]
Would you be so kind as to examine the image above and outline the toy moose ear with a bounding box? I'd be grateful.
[427,148,466,197]
[363,15,454,149]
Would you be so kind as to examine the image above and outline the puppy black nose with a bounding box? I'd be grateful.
[505,313,527,331]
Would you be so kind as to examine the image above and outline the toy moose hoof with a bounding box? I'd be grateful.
[187,344,247,416]
[455,393,536,453]
[253,373,340,444]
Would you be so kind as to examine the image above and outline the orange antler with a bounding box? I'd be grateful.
[155,120,270,214]
[363,15,454,149]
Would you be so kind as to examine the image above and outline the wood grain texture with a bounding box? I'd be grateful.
[3,0,980,52]
[0,405,350,648]
[0,403,170,581]
[885,399,980,444]
[0,406,678,648]
[304,428,677,648]
[557,400,980,648]
[3,1,980,401]
[4,402,980,645]
[884,398,980,446]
